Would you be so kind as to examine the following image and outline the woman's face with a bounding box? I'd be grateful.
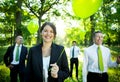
[41,25,55,43]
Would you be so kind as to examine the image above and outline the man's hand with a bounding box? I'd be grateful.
[7,64,14,69]
[116,55,120,64]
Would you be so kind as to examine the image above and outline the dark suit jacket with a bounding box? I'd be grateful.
[4,44,28,71]
[25,43,69,82]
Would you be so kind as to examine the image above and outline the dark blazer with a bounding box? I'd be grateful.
[25,43,69,82]
[4,44,28,71]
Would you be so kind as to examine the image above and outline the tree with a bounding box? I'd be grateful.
[23,0,61,44]
[0,0,15,45]
[89,15,96,45]
[0,0,32,45]
[65,27,85,47]
[14,0,23,37]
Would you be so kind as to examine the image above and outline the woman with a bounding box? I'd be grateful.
[25,22,69,82]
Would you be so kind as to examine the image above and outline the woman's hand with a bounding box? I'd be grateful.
[50,63,59,78]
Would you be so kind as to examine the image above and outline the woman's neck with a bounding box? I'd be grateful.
[42,42,52,57]
[42,42,52,49]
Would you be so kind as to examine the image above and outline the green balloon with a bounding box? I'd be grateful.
[27,20,38,34]
[72,0,103,18]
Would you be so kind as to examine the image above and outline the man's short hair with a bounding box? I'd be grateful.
[72,41,76,43]
[93,31,102,38]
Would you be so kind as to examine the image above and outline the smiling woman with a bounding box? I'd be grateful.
[25,22,69,82]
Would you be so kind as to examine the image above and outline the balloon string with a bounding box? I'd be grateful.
[56,48,65,64]
[48,48,65,71]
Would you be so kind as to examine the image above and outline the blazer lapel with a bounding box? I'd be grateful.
[19,45,23,60]
[10,45,15,60]
[36,44,43,71]
[50,44,59,64]
[19,45,26,60]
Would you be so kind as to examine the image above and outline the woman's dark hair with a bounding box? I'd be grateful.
[40,22,57,37]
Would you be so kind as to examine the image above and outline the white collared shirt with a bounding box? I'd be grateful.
[11,44,22,65]
[82,44,118,82]
[43,56,50,82]
[70,46,80,58]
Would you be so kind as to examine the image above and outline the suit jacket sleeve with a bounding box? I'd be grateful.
[4,46,11,66]
[25,48,33,82]
[57,46,69,81]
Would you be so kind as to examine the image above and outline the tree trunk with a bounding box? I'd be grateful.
[14,0,22,38]
[84,33,87,46]
[83,19,88,46]
[37,16,42,44]
[89,15,95,46]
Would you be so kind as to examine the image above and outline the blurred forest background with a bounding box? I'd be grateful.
[0,0,120,82]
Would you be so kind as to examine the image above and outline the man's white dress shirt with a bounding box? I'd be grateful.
[82,44,118,82]
[70,46,80,58]
[11,44,22,65]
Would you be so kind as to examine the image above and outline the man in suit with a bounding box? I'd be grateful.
[4,35,28,82]
[69,41,80,80]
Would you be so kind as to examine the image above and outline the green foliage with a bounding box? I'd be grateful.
[0,38,6,46]
[108,67,120,82]
[65,27,85,47]
[0,65,10,82]
[65,58,83,82]
[110,46,120,57]
[0,47,7,63]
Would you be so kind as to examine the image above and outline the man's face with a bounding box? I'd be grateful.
[94,33,103,45]
[73,42,76,46]
[16,36,23,44]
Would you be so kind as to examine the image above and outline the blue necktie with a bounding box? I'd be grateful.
[72,47,74,58]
